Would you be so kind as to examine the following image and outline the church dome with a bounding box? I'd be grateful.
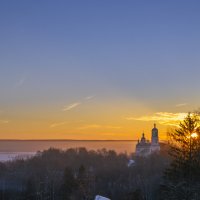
[152,123,158,131]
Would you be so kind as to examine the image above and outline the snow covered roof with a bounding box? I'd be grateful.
[127,159,136,167]
[95,195,111,200]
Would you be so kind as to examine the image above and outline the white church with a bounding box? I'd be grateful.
[135,123,160,156]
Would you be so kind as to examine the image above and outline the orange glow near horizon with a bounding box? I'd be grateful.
[0,98,186,140]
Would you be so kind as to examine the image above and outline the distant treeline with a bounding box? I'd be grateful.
[0,144,169,200]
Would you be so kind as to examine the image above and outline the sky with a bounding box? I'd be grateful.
[0,1,200,140]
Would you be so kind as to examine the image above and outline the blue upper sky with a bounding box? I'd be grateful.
[0,1,200,139]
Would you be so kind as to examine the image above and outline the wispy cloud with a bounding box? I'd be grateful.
[85,95,95,100]
[78,124,122,130]
[63,102,81,111]
[62,95,95,112]
[78,124,101,130]
[50,122,68,128]
[62,95,95,111]
[125,112,188,126]
[175,103,187,107]
[0,120,9,124]
[106,126,122,129]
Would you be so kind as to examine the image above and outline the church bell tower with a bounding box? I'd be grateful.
[150,123,160,152]
[151,123,159,144]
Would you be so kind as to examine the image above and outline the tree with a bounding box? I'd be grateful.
[161,112,200,200]
[24,178,36,200]
[61,167,77,200]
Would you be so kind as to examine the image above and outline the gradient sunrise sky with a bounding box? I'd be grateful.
[0,1,200,140]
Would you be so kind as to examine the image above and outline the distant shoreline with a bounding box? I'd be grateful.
[0,139,138,142]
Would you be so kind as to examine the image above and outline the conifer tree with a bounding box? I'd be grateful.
[161,112,200,200]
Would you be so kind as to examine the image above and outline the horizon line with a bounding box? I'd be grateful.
[0,139,168,142]
[0,139,137,141]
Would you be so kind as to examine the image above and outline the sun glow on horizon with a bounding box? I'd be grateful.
[0,100,187,140]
